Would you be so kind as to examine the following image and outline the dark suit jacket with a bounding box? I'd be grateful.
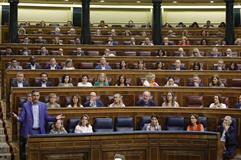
[136,99,156,107]
[11,80,29,87]
[187,82,204,87]
[25,63,41,69]
[83,99,104,107]
[18,101,56,138]
[213,66,226,70]
[217,125,237,158]
[45,64,62,70]
[161,42,174,45]
[35,80,53,87]
[95,64,112,70]
[170,66,186,70]
[235,103,241,109]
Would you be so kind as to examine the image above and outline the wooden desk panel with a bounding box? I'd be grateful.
[0,44,241,56]
[27,131,222,160]
[4,69,241,99]
[2,56,241,70]
[18,34,223,45]
[10,87,241,113]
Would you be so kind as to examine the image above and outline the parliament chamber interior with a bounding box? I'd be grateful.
[0,0,241,160]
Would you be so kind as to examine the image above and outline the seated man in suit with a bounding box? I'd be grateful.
[45,58,62,70]
[235,95,241,109]
[25,56,41,70]
[162,37,174,46]
[35,36,46,44]
[141,37,154,46]
[225,48,234,57]
[213,60,226,71]
[75,47,85,56]
[209,47,222,57]
[7,59,23,70]
[136,91,156,107]
[5,48,14,55]
[84,92,104,107]
[188,75,204,87]
[35,72,52,87]
[107,37,118,46]
[11,72,29,87]
[203,20,214,28]
[217,116,237,160]
[175,47,186,57]
[20,46,31,56]
[22,37,31,44]
[95,57,112,70]
[39,46,48,55]
[170,59,185,71]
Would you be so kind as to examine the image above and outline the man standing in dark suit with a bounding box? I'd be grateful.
[35,72,52,87]
[12,90,64,160]
[11,72,29,87]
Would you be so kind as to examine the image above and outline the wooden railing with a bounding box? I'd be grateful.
[27,131,222,160]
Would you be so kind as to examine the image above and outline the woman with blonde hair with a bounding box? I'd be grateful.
[63,58,75,70]
[143,73,159,87]
[94,73,109,86]
[109,93,125,108]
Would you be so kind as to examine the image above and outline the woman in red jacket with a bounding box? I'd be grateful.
[187,114,204,131]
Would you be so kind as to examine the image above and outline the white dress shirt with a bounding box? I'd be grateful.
[32,103,40,128]
[74,125,93,133]
[17,82,24,87]
[209,103,227,109]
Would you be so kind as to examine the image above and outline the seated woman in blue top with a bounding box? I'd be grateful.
[94,73,109,86]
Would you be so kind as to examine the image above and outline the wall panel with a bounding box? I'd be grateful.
[90,9,151,25]
[163,9,225,25]
[18,7,72,24]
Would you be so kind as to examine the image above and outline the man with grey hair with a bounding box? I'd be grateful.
[217,116,237,160]
[83,92,104,107]
[136,91,156,107]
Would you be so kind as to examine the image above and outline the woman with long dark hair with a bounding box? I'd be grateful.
[186,114,204,131]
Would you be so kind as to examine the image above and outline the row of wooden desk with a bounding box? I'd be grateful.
[8,87,241,141]
[1,44,241,53]
[9,105,241,160]
[3,56,240,69]
[4,70,241,101]
[17,35,224,45]
[27,131,222,160]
